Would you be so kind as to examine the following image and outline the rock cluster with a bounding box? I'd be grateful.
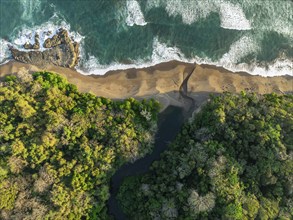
[10,28,79,68]
[23,34,40,50]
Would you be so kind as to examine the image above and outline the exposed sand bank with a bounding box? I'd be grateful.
[0,60,292,111]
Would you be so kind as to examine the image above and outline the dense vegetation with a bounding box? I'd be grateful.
[118,92,293,219]
[0,71,160,219]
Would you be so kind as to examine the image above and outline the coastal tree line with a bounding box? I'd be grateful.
[0,71,160,219]
[118,92,293,220]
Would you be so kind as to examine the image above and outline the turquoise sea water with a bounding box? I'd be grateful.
[0,0,292,75]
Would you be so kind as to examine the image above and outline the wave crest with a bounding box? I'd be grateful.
[152,37,183,62]
[77,36,292,77]
[0,39,12,64]
[11,13,84,51]
[219,2,251,30]
[126,0,147,26]
[0,13,84,65]
[219,36,259,64]
[146,0,251,30]
[19,0,42,21]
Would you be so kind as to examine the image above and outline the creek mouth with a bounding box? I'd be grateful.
[107,66,196,219]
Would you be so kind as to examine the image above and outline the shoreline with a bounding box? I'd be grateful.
[1,60,292,111]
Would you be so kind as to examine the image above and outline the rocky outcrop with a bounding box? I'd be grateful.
[23,33,40,50]
[10,29,79,68]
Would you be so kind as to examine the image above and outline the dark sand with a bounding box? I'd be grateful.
[1,60,292,111]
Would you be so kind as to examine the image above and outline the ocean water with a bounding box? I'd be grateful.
[0,0,292,76]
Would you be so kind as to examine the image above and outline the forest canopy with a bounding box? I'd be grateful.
[118,92,293,220]
[0,71,160,219]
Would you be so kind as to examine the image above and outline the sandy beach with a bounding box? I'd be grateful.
[0,60,292,111]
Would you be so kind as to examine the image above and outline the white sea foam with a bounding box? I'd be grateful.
[77,35,292,77]
[218,58,293,77]
[77,37,186,75]
[146,0,161,10]
[261,2,293,38]
[12,14,84,52]
[219,2,251,30]
[147,0,251,30]
[77,59,151,76]
[19,0,42,21]
[2,1,292,78]
[126,0,147,26]
[164,0,199,24]
[163,0,217,24]
[196,35,292,77]
[219,36,259,65]
[236,0,293,37]
[192,55,292,77]
[77,48,156,75]
[151,37,184,62]
[0,13,84,65]
[77,55,103,75]
[0,39,12,64]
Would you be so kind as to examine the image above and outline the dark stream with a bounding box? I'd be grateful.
[107,106,185,219]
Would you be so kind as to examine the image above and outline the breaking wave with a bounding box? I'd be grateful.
[77,36,292,77]
[1,0,292,77]
[0,13,84,64]
[19,0,42,21]
[77,37,184,75]
[219,35,259,65]
[12,13,84,50]
[146,0,251,30]
[146,0,217,25]
[0,39,11,64]
[126,0,147,26]
[219,2,251,30]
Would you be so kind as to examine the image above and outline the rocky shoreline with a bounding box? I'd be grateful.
[9,29,79,68]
